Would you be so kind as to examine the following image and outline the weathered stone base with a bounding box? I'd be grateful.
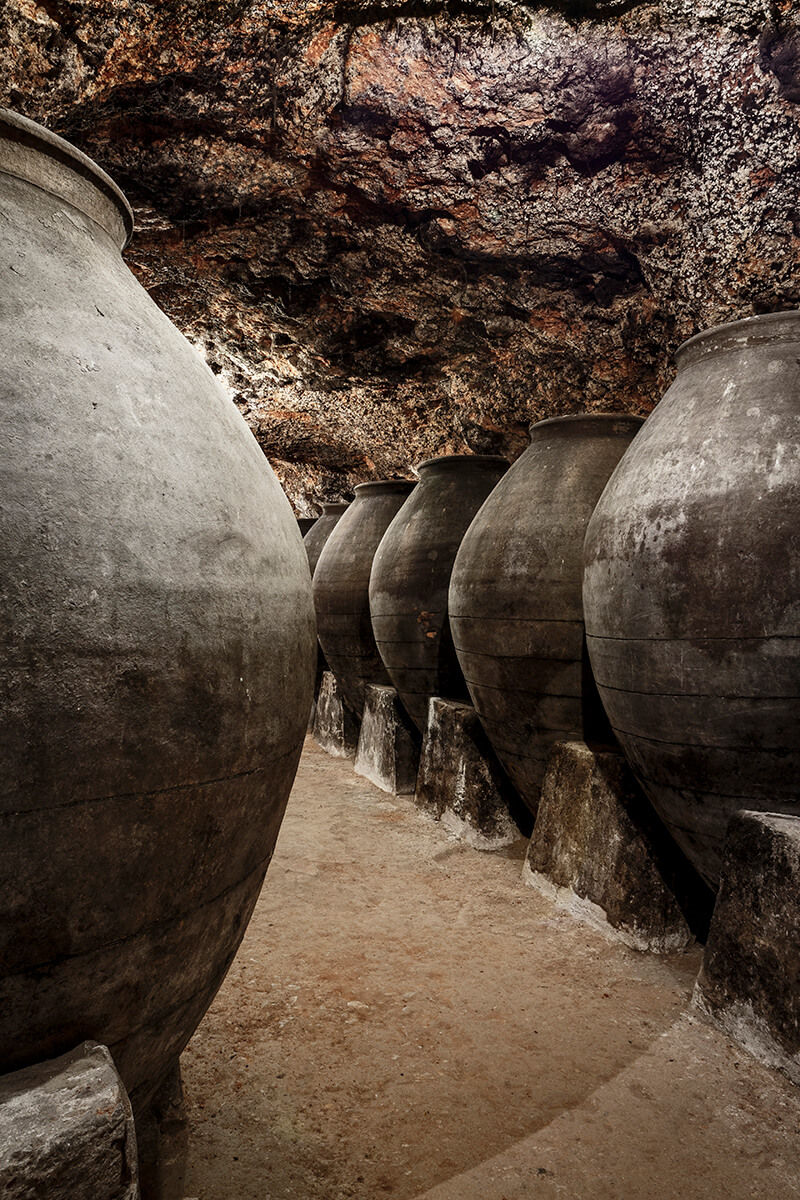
[693,811,800,1085]
[311,670,359,758]
[136,1063,188,1200]
[354,685,420,795]
[308,646,326,732]
[415,697,529,849]
[523,741,708,954]
[0,1041,139,1200]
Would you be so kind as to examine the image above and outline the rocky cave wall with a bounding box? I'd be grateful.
[2,0,800,508]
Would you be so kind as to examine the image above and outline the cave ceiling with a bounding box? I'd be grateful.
[2,0,800,507]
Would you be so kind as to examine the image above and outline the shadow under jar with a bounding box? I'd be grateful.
[314,481,415,719]
[584,313,800,890]
[0,108,315,1114]
[449,415,643,818]
[370,455,509,733]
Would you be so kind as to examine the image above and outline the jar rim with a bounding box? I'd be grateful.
[0,107,134,250]
[414,454,510,474]
[354,480,416,495]
[676,310,800,368]
[529,413,645,436]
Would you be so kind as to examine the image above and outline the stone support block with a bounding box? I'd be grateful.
[523,741,707,953]
[311,670,359,758]
[694,811,800,1085]
[415,697,528,849]
[354,685,420,795]
[0,1041,139,1200]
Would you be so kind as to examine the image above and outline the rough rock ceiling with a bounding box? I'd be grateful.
[3,0,800,508]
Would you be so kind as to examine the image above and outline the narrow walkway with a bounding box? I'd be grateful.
[182,738,800,1200]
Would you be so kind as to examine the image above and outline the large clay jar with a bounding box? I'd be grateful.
[584,313,800,889]
[305,502,350,697]
[450,416,643,817]
[370,455,509,732]
[314,481,415,718]
[304,502,350,577]
[0,109,316,1113]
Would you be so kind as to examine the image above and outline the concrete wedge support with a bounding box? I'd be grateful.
[312,670,360,758]
[0,1040,139,1200]
[354,684,420,795]
[694,810,800,1085]
[415,697,529,850]
[523,741,710,953]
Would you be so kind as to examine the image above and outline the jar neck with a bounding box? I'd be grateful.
[415,454,509,475]
[676,311,800,371]
[0,107,133,250]
[354,481,415,497]
[528,414,645,440]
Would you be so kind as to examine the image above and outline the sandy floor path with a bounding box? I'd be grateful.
[181,737,800,1200]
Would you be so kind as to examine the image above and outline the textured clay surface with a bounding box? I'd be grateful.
[3,0,800,506]
[0,107,316,1114]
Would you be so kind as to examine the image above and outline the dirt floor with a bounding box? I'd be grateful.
[181,737,800,1200]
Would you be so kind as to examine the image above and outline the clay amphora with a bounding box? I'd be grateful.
[305,502,351,695]
[450,415,643,817]
[370,455,509,732]
[314,481,415,717]
[584,312,800,888]
[0,109,316,1113]
[304,502,350,577]
[297,516,318,537]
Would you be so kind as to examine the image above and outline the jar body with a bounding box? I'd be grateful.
[370,456,508,732]
[0,110,316,1110]
[314,482,415,718]
[584,313,800,888]
[450,416,642,816]
[305,502,350,692]
[304,503,350,578]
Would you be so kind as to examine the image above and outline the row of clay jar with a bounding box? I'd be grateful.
[304,310,800,895]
